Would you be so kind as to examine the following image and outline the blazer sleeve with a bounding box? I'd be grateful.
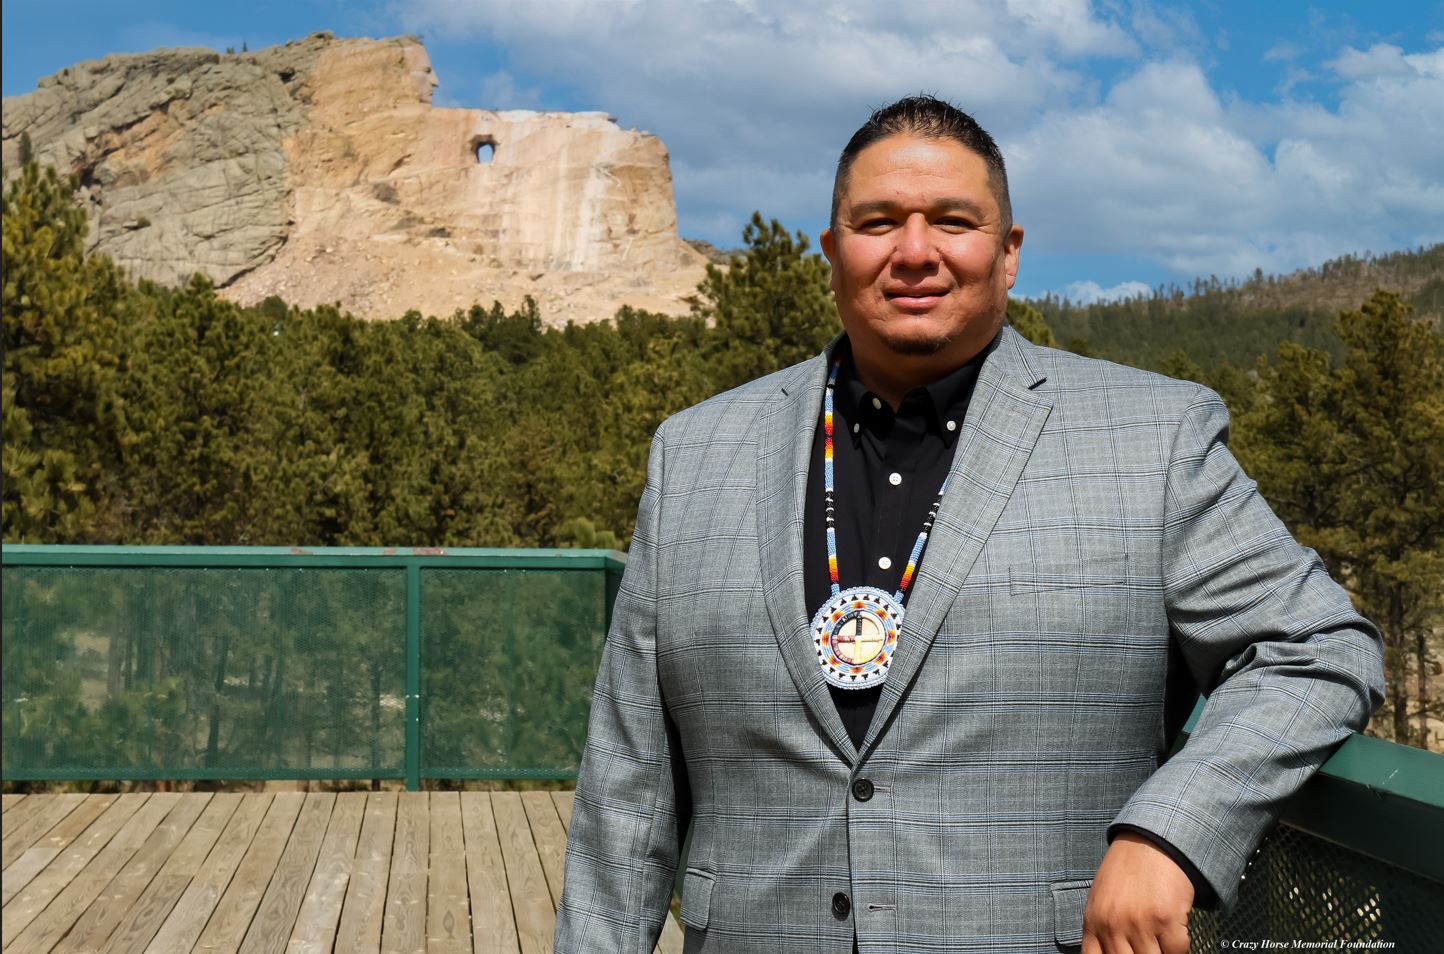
[555,423,688,953]
[1107,385,1386,911]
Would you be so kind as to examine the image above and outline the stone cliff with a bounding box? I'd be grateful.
[1,32,709,324]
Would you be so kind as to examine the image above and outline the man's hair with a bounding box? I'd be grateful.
[830,94,1012,236]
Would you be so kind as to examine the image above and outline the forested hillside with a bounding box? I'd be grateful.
[4,160,1441,750]
[1027,244,1444,373]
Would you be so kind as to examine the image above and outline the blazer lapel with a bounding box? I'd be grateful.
[756,332,859,763]
[859,325,1054,757]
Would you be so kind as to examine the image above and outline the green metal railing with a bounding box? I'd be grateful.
[1,545,624,789]
[3,545,1441,945]
[1183,730,1444,948]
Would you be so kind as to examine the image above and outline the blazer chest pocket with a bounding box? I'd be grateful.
[680,867,714,930]
[1009,555,1129,594]
[991,556,1152,661]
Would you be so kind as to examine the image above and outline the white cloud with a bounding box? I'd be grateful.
[1010,48,1444,276]
[1009,60,1279,274]
[393,0,1130,162]
[1263,41,1300,63]
[1005,0,1138,57]
[1263,45,1444,246]
[1125,0,1201,51]
[671,159,833,241]
[1064,279,1152,304]
[1326,43,1419,80]
[394,0,1443,279]
[475,70,546,110]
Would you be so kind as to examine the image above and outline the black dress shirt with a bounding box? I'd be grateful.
[803,334,987,750]
[801,333,1218,913]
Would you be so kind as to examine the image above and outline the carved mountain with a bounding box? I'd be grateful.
[1,31,709,324]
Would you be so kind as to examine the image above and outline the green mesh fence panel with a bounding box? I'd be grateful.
[421,567,608,779]
[2,565,407,779]
[1,548,622,782]
[1190,823,1444,951]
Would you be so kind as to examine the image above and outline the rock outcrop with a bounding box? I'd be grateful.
[1,32,709,324]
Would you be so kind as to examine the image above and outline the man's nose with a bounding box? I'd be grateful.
[892,215,939,269]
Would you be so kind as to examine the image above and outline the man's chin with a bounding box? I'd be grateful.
[877,330,954,357]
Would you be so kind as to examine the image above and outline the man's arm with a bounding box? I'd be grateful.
[555,425,687,953]
[1107,385,1386,909]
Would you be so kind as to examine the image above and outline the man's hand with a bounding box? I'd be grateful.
[1082,831,1194,954]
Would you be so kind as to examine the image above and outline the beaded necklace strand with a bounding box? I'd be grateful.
[823,356,950,604]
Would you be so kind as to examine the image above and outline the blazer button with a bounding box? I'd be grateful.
[832,892,851,919]
[852,778,874,802]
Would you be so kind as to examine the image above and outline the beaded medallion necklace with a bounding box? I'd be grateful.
[812,356,950,690]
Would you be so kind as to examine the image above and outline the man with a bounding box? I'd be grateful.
[555,96,1385,954]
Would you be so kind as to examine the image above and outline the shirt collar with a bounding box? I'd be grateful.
[834,333,992,447]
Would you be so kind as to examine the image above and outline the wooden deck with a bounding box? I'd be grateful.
[0,791,685,954]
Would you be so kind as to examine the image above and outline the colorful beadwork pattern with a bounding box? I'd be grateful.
[814,357,950,689]
[812,586,902,689]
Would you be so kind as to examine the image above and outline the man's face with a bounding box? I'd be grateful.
[821,134,1023,364]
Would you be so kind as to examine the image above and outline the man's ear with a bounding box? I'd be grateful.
[1003,224,1024,290]
[820,227,839,293]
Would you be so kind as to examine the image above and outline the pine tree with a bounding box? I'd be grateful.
[1006,299,1057,347]
[693,212,836,392]
[2,162,129,542]
[1237,290,1444,747]
[118,275,276,543]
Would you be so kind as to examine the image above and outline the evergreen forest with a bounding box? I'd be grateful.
[4,160,1442,758]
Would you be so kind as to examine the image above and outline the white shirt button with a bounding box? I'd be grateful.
[871,397,883,410]
[852,422,860,434]
[878,556,892,570]
[946,420,957,431]
[888,472,902,486]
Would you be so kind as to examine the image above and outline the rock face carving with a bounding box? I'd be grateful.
[1,32,710,324]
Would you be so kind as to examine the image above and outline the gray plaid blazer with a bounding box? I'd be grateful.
[555,324,1385,953]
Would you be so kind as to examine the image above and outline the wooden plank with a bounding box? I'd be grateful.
[236,793,334,954]
[332,791,397,954]
[656,905,687,954]
[460,793,518,954]
[427,792,470,954]
[2,795,119,906]
[96,793,242,954]
[492,791,554,954]
[549,792,574,834]
[1,792,88,868]
[51,794,213,954]
[191,792,305,954]
[519,792,567,907]
[2,794,26,814]
[0,791,51,837]
[141,792,275,954]
[285,791,365,954]
[1,792,149,948]
[5,793,179,954]
[380,791,429,954]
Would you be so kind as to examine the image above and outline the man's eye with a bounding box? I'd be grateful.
[937,218,972,228]
[859,218,894,229]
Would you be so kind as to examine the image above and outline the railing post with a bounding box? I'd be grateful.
[405,561,422,791]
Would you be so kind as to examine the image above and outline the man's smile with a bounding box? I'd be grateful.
[885,286,950,311]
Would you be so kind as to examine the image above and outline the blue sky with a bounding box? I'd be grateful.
[4,1,1442,302]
